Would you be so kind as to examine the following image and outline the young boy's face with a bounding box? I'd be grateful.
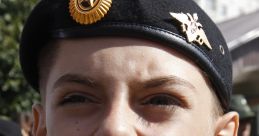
[32,37,238,136]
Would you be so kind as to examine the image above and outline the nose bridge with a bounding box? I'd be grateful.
[94,83,137,136]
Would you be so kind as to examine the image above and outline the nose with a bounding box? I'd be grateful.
[94,98,138,136]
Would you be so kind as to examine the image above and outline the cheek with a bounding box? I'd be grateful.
[189,96,216,135]
[44,94,103,136]
[142,110,213,136]
[45,106,104,136]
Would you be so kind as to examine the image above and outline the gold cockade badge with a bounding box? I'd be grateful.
[69,0,112,25]
[170,12,212,50]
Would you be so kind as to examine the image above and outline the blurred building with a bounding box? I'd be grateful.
[217,9,259,108]
[194,0,259,22]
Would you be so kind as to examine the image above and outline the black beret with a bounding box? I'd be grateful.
[20,0,232,111]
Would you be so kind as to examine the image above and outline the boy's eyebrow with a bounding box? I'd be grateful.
[53,74,98,89]
[143,76,196,90]
[53,74,195,91]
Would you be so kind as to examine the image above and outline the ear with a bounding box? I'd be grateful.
[32,103,47,136]
[215,111,239,136]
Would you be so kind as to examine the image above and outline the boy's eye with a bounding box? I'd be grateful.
[60,93,98,105]
[142,94,181,107]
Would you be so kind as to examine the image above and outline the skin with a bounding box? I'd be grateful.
[32,37,239,136]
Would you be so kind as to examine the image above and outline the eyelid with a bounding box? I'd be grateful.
[141,94,178,104]
[141,93,190,109]
[59,92,101,105]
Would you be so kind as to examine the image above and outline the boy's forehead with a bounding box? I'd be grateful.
[55,37,195,67]
[20,0,232,111]
[49,39,205,96]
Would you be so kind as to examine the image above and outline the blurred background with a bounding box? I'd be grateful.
[0,0,39,135]
[0,0,259,136]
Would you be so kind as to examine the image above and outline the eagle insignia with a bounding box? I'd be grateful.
[170,12,212,50]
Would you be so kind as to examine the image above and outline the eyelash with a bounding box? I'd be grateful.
[141,94,182,107]
[59,93,98,105]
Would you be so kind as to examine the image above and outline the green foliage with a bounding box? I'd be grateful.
[0,0,39,120]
